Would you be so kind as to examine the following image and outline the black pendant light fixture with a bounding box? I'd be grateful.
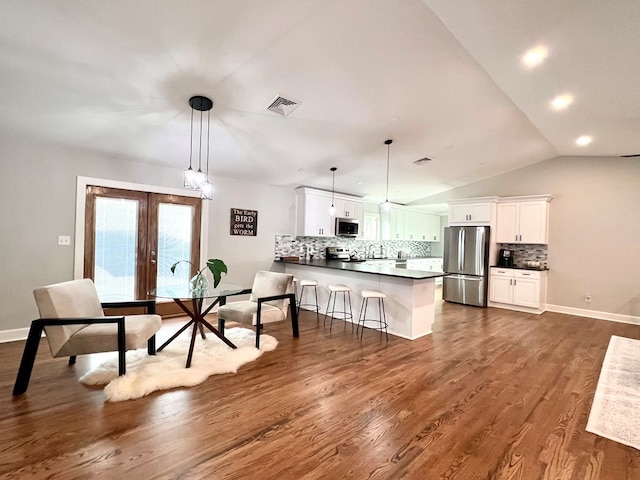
[184,95,214,199]
[329,167,337,216]
[381,139,393,211]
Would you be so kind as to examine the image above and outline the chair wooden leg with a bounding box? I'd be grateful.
[68,355,77,365]
[218,318,225,336]
[13,321,44,396]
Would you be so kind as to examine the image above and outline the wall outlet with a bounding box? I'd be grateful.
[584,294,592,303]
[58,235,71,246]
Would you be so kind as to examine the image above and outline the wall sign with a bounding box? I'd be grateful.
[230,208,258,236]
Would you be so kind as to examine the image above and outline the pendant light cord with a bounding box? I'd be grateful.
[189,107,194,169]
[198,109,204,171]
[385,142,390,201]
[205,109,210,177]
[332,170,335,205]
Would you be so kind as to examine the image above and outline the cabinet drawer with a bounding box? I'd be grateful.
[491,268,513,277]
[514,270,540,280]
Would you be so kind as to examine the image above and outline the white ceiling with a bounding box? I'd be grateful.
[1,1,638,204]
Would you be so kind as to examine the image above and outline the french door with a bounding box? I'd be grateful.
[84,186,202,315]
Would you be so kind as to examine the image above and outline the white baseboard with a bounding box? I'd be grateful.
[546,304,640,326]
[2,305,638,343]
[0,327,32,344]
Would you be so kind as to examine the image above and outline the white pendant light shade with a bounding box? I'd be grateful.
[200,181,214,200]
[183,166,197,188]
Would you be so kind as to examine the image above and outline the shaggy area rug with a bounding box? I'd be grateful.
[80,327,277,402]
[586,335,640,450]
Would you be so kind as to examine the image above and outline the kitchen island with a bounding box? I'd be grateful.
[276,259,446,340]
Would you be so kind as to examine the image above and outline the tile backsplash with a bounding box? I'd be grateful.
[275,235,434,259]
[498,243,548,268]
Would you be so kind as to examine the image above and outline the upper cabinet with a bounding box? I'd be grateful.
[495,196,552,244]
[295,187,364,237]
[334,198,363,220]
[295,188,334,237]
[382,205,441,241]
[448,198,499,225]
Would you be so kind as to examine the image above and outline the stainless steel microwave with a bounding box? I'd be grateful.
[335,217,359,237]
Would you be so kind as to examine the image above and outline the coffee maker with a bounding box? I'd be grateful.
[498,249,514,267]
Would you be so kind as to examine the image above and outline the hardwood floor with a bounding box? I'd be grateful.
[1,296,639,479]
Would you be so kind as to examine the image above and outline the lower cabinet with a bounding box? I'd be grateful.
[407,258,443,272]
[489,267,547,313]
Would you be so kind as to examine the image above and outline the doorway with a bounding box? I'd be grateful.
[83,186,202,316]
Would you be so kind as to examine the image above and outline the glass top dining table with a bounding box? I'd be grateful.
[148,283,251,368]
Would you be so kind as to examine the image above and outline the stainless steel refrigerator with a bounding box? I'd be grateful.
[443,226,490,307]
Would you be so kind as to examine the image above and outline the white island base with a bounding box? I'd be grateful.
[283,264,438,340]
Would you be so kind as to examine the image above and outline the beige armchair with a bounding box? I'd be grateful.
[13,278,161,395]
[217,270,298,348]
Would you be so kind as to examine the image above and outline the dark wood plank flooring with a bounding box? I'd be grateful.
[1,296,639,479]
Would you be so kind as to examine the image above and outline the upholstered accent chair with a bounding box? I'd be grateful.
[217,270,298,348]
[13,278,161,395]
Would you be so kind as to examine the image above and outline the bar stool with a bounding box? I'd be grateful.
[297,279,320,322]
[325,284,353,331]
[358,290,388,340]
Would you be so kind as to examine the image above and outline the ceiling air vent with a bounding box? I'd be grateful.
[266,95,300,116]
[413,156,433,166]
[620,153,640,157]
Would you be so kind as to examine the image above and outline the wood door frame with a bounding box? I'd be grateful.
[84,186,150,298]
[74,176,208,288]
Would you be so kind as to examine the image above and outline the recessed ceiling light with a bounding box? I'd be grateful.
[522,46,548,68]
[576,135,593,146]
[551,94,574,110]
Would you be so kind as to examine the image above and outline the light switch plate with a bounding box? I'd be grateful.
[58,235,71,246]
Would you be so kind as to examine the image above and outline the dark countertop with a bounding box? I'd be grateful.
[276,259,446,280]
[490,265,549,271]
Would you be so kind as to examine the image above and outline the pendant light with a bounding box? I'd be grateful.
[329,167,337,216]
[381,139,393,211]
[184,95,214,200]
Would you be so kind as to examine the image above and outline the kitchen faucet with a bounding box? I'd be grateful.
[367,244,375,259]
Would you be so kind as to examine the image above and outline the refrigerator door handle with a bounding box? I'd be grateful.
[458,229,465,272]
[447,274,482,281]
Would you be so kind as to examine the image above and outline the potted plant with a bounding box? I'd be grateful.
[170,258,228,292]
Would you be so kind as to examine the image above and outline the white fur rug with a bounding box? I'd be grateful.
[586,335,640,450]
[80,327,277,402]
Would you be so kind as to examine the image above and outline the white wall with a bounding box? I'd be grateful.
[0,138,295,335]
[412,156,640,320]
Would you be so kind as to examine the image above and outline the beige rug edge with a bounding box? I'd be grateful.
[586,335,640,451]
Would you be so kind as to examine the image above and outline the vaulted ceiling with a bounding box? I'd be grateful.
[1,1,638,204]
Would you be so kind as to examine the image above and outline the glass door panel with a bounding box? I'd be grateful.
[157,203,195,289]
[93,197,139,301]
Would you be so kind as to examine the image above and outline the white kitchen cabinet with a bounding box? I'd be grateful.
[448,198,498,225]
[384,207,440,241]
[496,197,551,244]
[295,187,365,237]
[362,212,380,240]
[424,214,441,242]
[295,188,335,237]
[334,198,363,220]
[407,258,443,272]
[489,267,547,313]
[389,206,406,240]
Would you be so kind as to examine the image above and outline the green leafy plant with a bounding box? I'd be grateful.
[170,258,228,288]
